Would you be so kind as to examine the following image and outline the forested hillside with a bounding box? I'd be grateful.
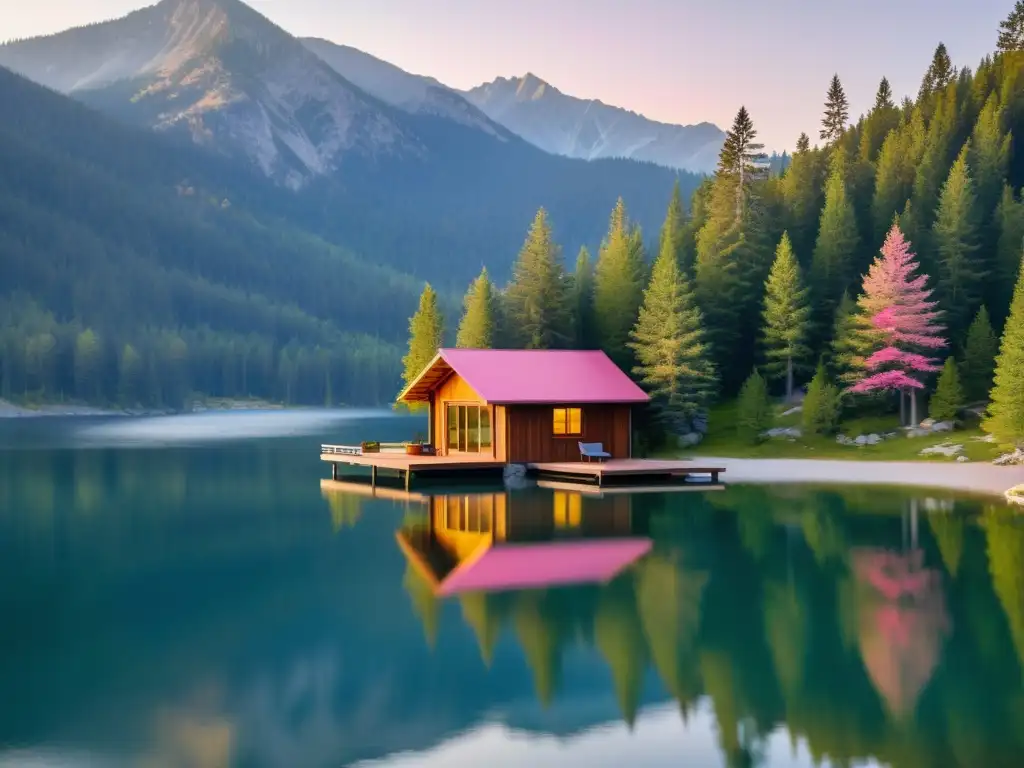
[0,67,426,408]
[411,8,1024,445]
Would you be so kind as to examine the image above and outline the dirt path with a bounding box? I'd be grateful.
[694,456,1024,497]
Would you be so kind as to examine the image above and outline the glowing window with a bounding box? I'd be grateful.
[553,407,582,436]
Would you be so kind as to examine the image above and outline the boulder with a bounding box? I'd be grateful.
[906,428,931,438]
[919,417,936,429]
[691,414,709,435]
[931,421,954,433]
[919,442,964,457]
[956,455,970,463]
[854,435,869,446]
[763,427,802,439]
[864,433,882,445]
[994,448,1024,466]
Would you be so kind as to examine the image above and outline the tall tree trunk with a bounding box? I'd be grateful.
[910,389,919,426]
[786,357,794,401]
[899,389,906,425]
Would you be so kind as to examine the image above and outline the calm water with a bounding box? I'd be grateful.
[1,412,1024,768]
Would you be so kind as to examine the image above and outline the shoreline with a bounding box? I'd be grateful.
[0,398,287,419]
[693,456,1024,498]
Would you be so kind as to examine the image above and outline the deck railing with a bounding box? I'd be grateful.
[321,442,406,456]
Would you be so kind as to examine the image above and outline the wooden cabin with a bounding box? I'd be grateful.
[396,349,650,464]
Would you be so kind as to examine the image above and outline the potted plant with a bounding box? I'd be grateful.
[405,432,426,455]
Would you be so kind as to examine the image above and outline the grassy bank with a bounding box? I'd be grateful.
[662,401,1004,462]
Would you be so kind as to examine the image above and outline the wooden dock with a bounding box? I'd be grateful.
[527,459,725,487]
[321,445,504,490]
[322,445,724,490]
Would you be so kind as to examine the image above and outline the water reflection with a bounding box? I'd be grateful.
[1,419,1024,767]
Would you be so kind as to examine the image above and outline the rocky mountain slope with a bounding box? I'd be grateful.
[464,73,724,174]
[301,37,507,138]
[0,0,413,188]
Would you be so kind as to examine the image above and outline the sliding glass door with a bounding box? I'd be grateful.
[446,404,493,454]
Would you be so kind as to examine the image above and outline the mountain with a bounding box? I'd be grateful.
[0,64,422,407]
[0,0,697,288]
[464,74,725,174]
[0,0,414,188]
[301,37,506,138]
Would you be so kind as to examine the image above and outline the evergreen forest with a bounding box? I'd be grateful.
[406,5,1024,447]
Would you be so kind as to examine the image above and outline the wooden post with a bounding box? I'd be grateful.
[711,470,719,483]
[371,465,377,489]
[405,469,412,492]
[332,462,338,481]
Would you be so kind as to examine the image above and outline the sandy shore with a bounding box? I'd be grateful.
[695,456,1024,497]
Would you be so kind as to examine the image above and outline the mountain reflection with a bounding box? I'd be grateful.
[2,423,1024,768]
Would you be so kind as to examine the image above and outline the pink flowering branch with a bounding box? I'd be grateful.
[850,370,926,393]
[864,347,942,372]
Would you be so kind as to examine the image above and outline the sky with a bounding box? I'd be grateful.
[2,0,1013,150]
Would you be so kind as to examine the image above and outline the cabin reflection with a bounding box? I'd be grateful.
[397,488,652,596]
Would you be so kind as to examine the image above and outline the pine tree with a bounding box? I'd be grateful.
[961,306,999,403]
[629,229,717,432]
[661,180,688,269]
[781,140,827,262]
[933,144,983,340]
[872,128,915,245]
[802,362,842,435]
[736,369,772,443]
[848,225,947,425]
[829,291,865,385]
[400,284,444,405]
[505,208,573,350]
[456,268,495,349]
[930,357,964,421]
[994,186,1024,325]
[594,198,646,369]
[983,257,1024,445]
[910,89,958,253]
[820,75,849,145]
[717,106,767,218]
[874,77,895,110]
[968,94,1011,227]
[761,232,811,398]
[998,1,1024,52]
[571,246,597,348]
[920,43,955,98]
[811,151,860,332]
[795,133,811,153]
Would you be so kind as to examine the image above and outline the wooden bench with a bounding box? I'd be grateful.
[579,441,611,462]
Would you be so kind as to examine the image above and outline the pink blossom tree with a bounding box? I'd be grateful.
[848,224,946,425]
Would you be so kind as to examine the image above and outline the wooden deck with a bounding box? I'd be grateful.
[527,459,725,486]
[321,445,504,490]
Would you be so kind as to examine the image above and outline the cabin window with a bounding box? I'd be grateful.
[552,407,583,436]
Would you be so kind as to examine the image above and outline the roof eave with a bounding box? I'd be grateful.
[395,351,445,404]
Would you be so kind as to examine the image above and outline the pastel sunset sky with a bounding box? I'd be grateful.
[4,0,1013,149]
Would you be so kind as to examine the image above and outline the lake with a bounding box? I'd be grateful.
[1,411,1023,767]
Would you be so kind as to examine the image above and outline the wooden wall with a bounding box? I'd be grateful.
[431,372,491,457]
[506,404,631,463]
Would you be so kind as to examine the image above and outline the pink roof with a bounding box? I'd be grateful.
[436,348,650,404]
[437,538,652,596]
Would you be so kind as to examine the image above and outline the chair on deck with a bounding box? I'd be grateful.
[579,441,611,462]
